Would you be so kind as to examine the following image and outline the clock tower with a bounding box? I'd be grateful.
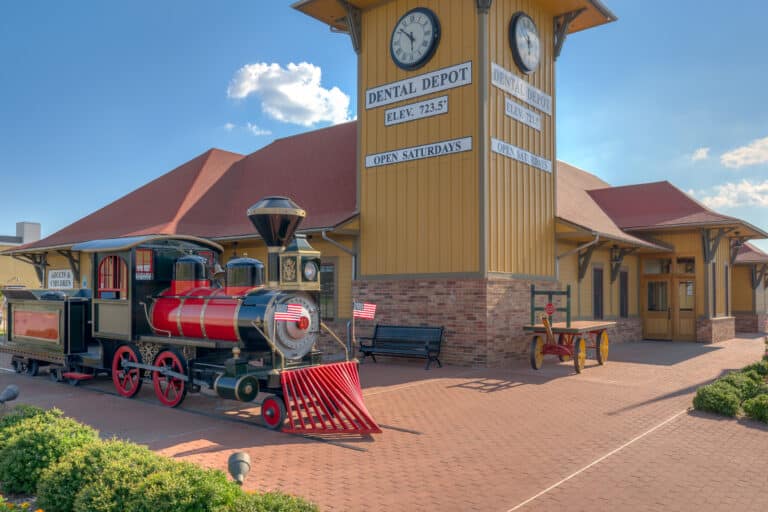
[294,0,616,366]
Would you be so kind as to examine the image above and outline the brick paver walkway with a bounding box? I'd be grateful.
[1,335,766,511]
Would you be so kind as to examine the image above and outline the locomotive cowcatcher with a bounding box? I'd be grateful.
[0,197,380,434]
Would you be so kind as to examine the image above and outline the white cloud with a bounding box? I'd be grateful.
[721,136,768,169]
[694,179,768,209]
[224,122,236,131]
[246,123,271,136]
[690,147,710,162]
[227,62,350,126]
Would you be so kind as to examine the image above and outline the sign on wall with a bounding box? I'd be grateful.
[491,138,552,173]
[384,95,448,126]
[366,137,472,168]
[504,98,541,131]
[366,62,472,109]
[491,62,552,115]
[47,269,74,289]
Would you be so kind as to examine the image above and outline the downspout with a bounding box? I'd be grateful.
[321,230,357,280]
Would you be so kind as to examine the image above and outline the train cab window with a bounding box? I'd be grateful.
[135,248,154,280]
[98,255,128,299]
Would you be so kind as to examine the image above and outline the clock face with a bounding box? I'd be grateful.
[390,8,440,71]
[509,12,541,74]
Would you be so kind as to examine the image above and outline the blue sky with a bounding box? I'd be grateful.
[1,0,766,251]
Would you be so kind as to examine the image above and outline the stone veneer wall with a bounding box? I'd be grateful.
[758,313,768,334]
[696,316,735,343]
[734,313,758,333]
[607,317,642,344]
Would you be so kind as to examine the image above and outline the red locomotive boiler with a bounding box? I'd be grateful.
[1,197,379,434]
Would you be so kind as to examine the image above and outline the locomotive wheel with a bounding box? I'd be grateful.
[596,330,610,365]
[152,348,188,408]
[261,395,287,430]
[24,360,39,377]
[112,344,144,398]
[529,335,544,370]
[573,337,587,374]
[11,360,22,374]
[49,368,64,383]
[557,333,571,362]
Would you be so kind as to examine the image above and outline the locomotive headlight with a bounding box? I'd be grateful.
[303,261,318,281]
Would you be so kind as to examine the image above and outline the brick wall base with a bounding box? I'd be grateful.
[608,317,642,344]
[696,317,735,343]
[735,313,759,333]
[759,314,768,334]
[352,277,570,367]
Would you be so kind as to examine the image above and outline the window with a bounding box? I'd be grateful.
[319,263,336,321]
[135,248,154,281]
[677,258,695,274]
[593,267,604,320]
[98,256,127,299]
[647,281,669,312]
[711,262,717,316]
[725,264,729,316]
[619,270,629,318]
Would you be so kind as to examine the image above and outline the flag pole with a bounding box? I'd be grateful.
[351,298,357,358]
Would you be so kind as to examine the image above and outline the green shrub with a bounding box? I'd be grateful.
[123,461,240,512]
[741,360,768,377]
[227,491,319,512]
[743,394,768,423]
[38,439,167,512]
[720,371,765,400]
[0,405,59,448]
[0,411,98,494]
[693,381,741,416]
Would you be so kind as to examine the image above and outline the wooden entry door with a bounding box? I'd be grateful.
[673,278,696,341]
[643,278,672,339]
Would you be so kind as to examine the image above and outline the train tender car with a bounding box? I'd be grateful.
[1,197,380,434]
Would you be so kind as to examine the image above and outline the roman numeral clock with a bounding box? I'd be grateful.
[389,7,440,70]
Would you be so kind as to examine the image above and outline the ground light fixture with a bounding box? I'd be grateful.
[228,451,251,485]
[0,385,19,405]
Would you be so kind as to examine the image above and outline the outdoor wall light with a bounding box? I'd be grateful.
[228,451,251,485]
[0,385,19,405]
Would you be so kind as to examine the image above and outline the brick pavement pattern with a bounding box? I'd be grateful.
[1,335,767,511]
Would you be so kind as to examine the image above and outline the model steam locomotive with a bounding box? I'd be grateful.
[1,197,379,434]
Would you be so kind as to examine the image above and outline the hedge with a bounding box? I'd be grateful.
[0,411,99,494]
[692,380,742,417]
[0,404,318,512]
[743,394,768,423]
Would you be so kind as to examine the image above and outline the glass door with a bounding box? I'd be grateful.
[643,278,672,339]
[673,279,696,341]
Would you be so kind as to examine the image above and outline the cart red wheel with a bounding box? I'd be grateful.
[112,344,144,398]
[529,335,545,370]
[152,348,188,408]
[596,330,610,365]
[557,333,572,362]
[573,337,587,374]
[262,395,287,430]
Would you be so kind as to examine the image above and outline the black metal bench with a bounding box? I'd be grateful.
[358,324,443,369]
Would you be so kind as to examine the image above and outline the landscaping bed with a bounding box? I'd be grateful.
[0,405,317,512]
[693,358,768,423]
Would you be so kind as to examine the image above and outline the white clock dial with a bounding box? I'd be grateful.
[390,8,440,71]
[510,13,541,74]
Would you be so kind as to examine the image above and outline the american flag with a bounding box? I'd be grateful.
[353,302,376,320]
[274,303,303,322]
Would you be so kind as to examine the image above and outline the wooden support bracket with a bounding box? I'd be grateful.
[754,264,768,290]
[610,247,637,283]
[702,227,734,263]
[57,250,81,284]
[578,242,603,281]
[336,0,362,54]
[11,252,47,285]
[554,8,586,60]
[730,237,749,265]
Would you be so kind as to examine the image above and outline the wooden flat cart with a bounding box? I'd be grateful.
[522,285,615,373]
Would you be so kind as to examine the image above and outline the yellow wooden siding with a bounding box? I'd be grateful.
[556,242,639,320]
[359,0,479,276]
[0,248,41,288]
[42,252,92,290]
[714,236,730,317]
[732,266,753,313]
[758,278,767,314]
[487,0,555,277]
[220,238,355,319]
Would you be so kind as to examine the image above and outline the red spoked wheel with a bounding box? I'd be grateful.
[261,395,287,430]
[152,349,188,408]
[112,344,143,398]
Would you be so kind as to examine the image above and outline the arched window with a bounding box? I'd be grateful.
[98,255,127,299]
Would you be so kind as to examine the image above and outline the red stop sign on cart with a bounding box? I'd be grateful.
[545,303,555,316]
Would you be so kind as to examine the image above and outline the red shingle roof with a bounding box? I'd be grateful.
[12,122,358,252]
[735,242,768,265]
[587,181,747,231]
